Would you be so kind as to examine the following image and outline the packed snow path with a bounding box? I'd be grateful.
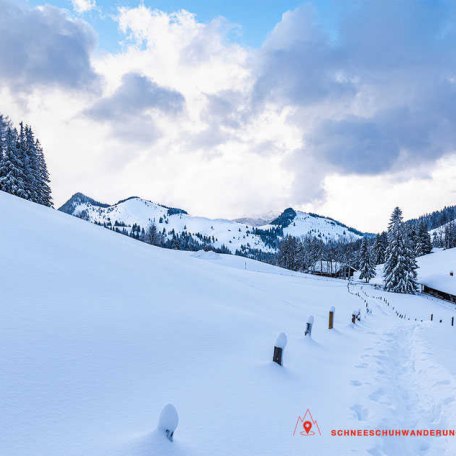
[347,283,456,456]
[0,191,455,456]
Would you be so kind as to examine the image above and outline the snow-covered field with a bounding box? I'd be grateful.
[1,191,456,456]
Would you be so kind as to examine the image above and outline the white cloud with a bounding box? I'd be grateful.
[0,0,98,91]
[2,1,456,232]
[71,0,95,14]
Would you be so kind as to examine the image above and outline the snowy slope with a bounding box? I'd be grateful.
[59,194,363,254]
[280,210,362,242]
[429,220,455,243]
[2,191,456,456]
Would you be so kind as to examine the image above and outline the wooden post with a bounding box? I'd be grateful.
[273,346,283,365]
[329,306,335,329]
[273,332,287,366]
[431,313,433,321]
[305,316,314,337]
[352,311,357,324]
[452,317,454,326]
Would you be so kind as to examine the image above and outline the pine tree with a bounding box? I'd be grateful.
[0,127,28,198]
[383,207,418,294]
[374,231,388,264]
[432,231,444,248]
[22,125,41,203]
[407,225,419,257]
[277,236,301,271]
[359,238,376,283]
[145,223,163,246]
[444,222,456,249]
[0,116,8,182]
[35,139,53,207]
[17,123,30,200]
[415,222,432,256]
[0,115,53,207]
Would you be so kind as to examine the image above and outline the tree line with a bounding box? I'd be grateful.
[277,207,433,294]
[0,114,52,207]
[98,219,231,254]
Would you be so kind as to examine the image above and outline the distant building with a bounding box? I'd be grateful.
[311,260,356,279]
[421,284,456,303]
[417,248,456,304]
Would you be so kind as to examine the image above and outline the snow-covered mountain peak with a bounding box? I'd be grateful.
[59,193,365,256]
[58,192,109,214]
[262,207,364,242]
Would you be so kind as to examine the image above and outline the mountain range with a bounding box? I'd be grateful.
[59,193,366,256]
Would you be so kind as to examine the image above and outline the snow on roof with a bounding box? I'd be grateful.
[191,250,221,260]
[417,248,456,295]
[312,260,354,274]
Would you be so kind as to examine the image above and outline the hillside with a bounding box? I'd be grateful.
[58,193,364,256]
[406,205,456,231]
[2,191,456,455]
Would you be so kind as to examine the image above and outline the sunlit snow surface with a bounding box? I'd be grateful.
[1,191,455,456]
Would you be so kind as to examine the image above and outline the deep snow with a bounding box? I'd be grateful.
[1,191,455,456]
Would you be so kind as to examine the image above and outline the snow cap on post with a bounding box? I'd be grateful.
[158,403,179,442]
[307,315,314,325]
[275,332,287,349]
[330,306,335,313]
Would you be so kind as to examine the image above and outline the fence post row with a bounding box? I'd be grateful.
[305,316,314,337]
[273,332,287,366]
[328,307,335,330]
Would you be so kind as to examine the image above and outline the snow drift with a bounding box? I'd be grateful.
[1,191,456,456]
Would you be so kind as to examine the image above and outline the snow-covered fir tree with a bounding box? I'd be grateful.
[415,222,432,256]
[0,114,52,206]
[145,223,164,246]
[373,231,388,265]
[35,139,53,207]
[0,127,28,198]
[383,207,418,294]
[359,238,376,283]
[443,222,456,249]
[277,236,301,271]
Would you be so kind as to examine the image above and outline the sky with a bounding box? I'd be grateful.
[2,0,456,232]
